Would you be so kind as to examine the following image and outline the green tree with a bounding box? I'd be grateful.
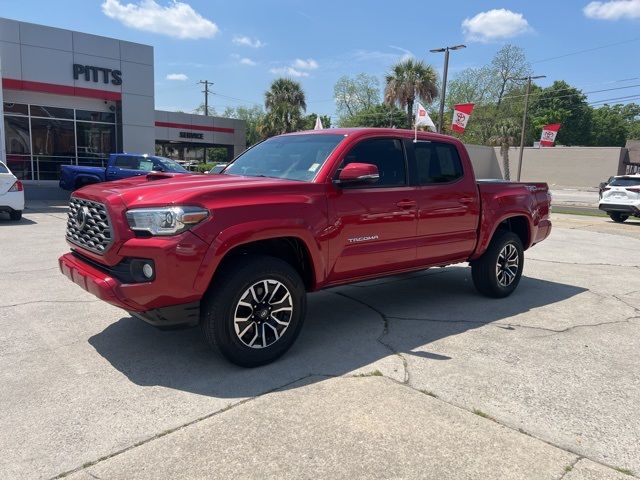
[300,114,332,130]
[489,120,519,180]
[222,105,265,147]
[260,78,307,136]
[334,73,380,120]
[384,58,438,127]
[590,105,629,146]
[194,103,216,116]
[491,44,531,106]
[339,104,408,128]
[528,81,592,146]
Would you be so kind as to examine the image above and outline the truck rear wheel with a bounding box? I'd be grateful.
[471,230,524,298]
[200,254,307,367]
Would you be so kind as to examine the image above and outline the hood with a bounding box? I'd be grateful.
[76,173,309,207]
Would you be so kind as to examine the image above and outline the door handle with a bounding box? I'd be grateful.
[396,200,417,209]
[459,197,475,204]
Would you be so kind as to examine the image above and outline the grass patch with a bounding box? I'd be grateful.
[472,408,494,420]
[614,467,634,476]
[564,465,573,472]
[354,369,383,377]
[552,207,607,217]
[420,389,437,398]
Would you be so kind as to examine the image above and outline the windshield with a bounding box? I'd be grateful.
[610,177,640,187]
[153,156,189,173]
[224,134,345,181]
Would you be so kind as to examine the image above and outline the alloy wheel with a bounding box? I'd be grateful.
[233,279,293,348]
[496,243,519,287]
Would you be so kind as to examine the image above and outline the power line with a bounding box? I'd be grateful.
[532,36,640,64]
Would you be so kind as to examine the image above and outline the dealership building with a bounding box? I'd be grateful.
[0,17,246,183]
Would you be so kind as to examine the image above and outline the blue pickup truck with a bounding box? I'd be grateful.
[59,153,191,191]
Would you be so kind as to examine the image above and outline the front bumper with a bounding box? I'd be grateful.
[59,227,211,326]
[598,203,640,215]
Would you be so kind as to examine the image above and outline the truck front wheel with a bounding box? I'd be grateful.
[471,230,524,298]
[200,254,307,367]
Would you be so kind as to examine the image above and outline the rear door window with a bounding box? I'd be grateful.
[414,141,463,185]
[114,156,137,169]
[0,162,9,174]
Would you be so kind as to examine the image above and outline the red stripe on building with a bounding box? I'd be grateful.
[155,121,234,134]
[2,78,122,101]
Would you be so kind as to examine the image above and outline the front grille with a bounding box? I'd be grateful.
[66,197,113,254]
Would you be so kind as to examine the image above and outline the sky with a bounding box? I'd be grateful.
[1,0,639,119]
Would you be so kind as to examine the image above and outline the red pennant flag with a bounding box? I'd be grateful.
[451,103,475,133]
[540,123,561,147]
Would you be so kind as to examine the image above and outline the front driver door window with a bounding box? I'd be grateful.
[326,137,418,283]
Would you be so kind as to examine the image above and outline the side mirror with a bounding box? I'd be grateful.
[336,163,379,186]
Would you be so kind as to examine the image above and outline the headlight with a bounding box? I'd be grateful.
[126,206,209,236]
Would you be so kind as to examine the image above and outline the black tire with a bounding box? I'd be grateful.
[200,254,307,367]
[610,212,628,223]
[471,230,524,298]
[9,210,22,221]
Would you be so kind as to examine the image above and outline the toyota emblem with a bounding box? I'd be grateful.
[75,205,90,230]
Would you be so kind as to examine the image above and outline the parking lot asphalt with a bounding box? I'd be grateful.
[1,205,639,479]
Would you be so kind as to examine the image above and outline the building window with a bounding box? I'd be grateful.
[3,102,28,116]
[76,122,116,167]
[30,105,74,120]
[2,104,118,180]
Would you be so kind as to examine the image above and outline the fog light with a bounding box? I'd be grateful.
[142,263,154,279]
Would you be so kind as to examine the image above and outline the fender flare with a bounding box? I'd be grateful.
[193,219,326,293]
[471,212,533,260]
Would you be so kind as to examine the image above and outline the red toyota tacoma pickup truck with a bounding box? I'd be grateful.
[59,129,551,366]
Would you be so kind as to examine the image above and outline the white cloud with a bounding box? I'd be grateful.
[240,58,257,66]
[388,46,414,62]
[292,58,318,70]
[462,9,531,42]
[232,35,266,48]
[269,67,309,78]
[166,73,188,81]
[584,0,640,19]
[101,0,219,39]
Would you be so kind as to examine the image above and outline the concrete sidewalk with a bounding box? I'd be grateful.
[1,210,638,479]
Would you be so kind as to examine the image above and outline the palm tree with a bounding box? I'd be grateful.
[489,120,519,180]
[384,59,439,128]
[262,78,307,135]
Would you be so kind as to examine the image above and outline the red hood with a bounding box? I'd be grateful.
[75,173,311,207]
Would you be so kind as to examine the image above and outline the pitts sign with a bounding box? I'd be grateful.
[73,64,122,85]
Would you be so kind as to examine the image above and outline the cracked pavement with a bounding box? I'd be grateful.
[1,207,639,479]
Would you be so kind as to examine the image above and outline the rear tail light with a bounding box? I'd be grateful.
[603,187,611,191]
[8,180,23,192]
[626,187,640,193]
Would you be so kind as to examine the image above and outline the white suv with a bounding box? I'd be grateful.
[599,174,640,223]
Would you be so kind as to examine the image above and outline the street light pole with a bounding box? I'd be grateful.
[430,44,466,134]
[514,74,545,182]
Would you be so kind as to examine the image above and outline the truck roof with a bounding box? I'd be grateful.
[280,128,457,142]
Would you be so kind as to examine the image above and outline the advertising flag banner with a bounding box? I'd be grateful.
[540,123,561,147]
[313,115,324,130]
[451,103,475,133]
[415,103,436,130]
[414,102,436,141]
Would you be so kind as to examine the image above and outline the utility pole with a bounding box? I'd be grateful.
[198,80,213,116]
[514,75,545,181]
[430,44,466,133]
[197,80,213,165]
